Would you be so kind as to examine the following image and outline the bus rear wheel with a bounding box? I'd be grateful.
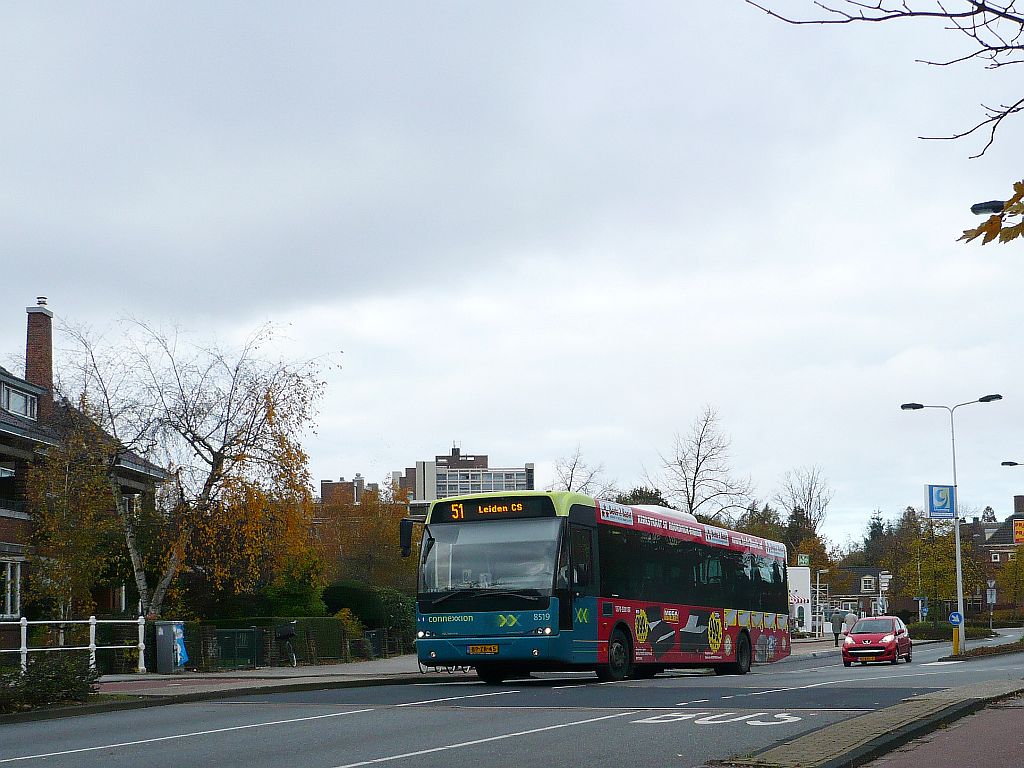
[716,633,751,675]
[475,665,508,685]
[597,628,633,681]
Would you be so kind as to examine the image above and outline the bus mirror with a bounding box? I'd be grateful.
[399,518,414,558]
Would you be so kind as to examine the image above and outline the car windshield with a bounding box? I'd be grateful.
[420,518,562,594]
[852,618,894,634]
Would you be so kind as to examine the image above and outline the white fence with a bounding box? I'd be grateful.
[0,616,146,673]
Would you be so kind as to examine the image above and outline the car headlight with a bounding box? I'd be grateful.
[881,634,894,644]
[844,635,853,644]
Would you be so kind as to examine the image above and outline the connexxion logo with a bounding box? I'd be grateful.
[426,615,475,623]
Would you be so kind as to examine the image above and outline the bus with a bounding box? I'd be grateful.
[400,490,790,684]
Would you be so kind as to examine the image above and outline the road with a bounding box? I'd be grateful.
[3,632,1023,768]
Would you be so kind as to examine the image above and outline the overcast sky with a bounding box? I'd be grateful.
[3,2,1021,548]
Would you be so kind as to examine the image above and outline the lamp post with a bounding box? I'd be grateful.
[900,394,1003,655]
[815,568,829,637]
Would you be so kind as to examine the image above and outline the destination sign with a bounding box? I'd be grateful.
[431,496,556,523]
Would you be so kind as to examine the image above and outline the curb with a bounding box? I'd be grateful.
[0,672,473,725]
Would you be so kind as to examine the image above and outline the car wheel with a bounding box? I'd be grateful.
[843,659,851,667]
[906,646,912,663]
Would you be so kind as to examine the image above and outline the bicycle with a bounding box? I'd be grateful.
[275,621,298,667]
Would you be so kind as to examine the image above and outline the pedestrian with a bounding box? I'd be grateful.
[830,610,844,647]
[845,610,858,635]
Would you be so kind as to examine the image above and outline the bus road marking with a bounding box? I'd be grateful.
[0,709,375,764]
[330,710,641,768]
[633,711,803,726]
[396,690,519,706]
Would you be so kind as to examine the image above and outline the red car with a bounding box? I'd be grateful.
[842,616,912,666]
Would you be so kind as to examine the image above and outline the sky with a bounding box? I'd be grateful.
[3,2,1022,549]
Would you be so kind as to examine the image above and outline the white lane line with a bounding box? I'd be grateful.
[330,710,640,768]
[0,708,375,764]
[395,690,518,706]
[922,661,964,666]
[551,684,587,689]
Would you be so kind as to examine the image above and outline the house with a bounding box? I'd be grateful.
[827,566,900,619]
[1,298,165,633]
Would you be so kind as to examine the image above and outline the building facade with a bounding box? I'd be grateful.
[393,446,534,503]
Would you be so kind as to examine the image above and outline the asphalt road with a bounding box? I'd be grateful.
[3,632,1023,768]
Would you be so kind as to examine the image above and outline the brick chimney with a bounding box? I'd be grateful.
[25,296,53,422]
[1015,495,1024,516]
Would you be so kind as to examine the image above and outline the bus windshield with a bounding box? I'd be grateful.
[420,518,562,595]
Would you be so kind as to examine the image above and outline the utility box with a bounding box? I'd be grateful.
[155,621,189,674]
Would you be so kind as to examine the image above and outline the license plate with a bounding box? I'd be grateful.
[467,644,499,655]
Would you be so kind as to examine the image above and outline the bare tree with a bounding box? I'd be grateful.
[746,1,1024,158]
[774,465,834,534]
[61,320,328,618]
[549,445,618,499]
[660,406,754,524]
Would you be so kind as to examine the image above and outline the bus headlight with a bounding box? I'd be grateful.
[417,630,433,638]
[531,627,553,636]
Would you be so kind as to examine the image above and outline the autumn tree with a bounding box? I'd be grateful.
[746,1,1024,242]
[25,406,121,619]
[996,552,1024,609]
[61,321,327,619]
[660,405,754,524]
[318,484,418,593]
[549,445,618,499]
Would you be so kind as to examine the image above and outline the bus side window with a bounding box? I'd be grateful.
[570,525,594,593]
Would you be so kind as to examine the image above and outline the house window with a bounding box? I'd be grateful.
[2,560,21,618]
[1,384,37,420]
[1010,552,1018,561]
[861,576,875,592]
[992,553,1001,563]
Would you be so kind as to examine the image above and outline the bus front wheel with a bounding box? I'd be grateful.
[475,665,508,685]
[597,628,633,681]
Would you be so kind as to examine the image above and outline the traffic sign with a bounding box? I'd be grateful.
[949,611,963,626]
[986,589,997,605]
[921,605,929,618]
[797,554,810,566]
[988,579,996,589]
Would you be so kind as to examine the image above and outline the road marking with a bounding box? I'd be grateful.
[633,711,804,726]
[551,684,587,689]
[395,690,518,706]
[922,661,964,666]
[330,710,640,768]
[0,708,375,764]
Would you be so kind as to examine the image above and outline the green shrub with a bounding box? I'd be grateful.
[0,654,99,714]
[907,622,991,640]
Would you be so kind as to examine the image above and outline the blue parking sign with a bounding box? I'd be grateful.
[926,485,956,520]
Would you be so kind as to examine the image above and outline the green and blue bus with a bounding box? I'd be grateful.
[401,491,790,684]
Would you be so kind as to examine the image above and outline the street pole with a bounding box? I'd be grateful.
[815,569,821,637]
[900,394,1002,656]
[947,407,966,653]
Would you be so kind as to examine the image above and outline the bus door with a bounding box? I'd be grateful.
[569,524,598,662]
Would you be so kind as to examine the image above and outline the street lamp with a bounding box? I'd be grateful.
[815,568,829,638]
[900,393,1003,655]
[971,200,1005,216]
